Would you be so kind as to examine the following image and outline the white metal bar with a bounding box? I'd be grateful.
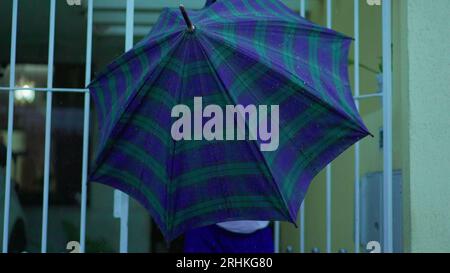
[300,0,306,17]
[382,0,393,253]
[41,0,56,253]
[299,0,306,254]
[125,0,135,50]
[118,192,129,253]
[274,221,280,253]
[325,0,332,254]
[326,0,332,28]
[113,191,122,218]
[300,201,305,253]
[80,0,93,253]
[0,87,88,93]
[353,0,360,254]
[117,0,134,254]
[354,93,383,100]
[326,164,331,253]
[2,0,18,254]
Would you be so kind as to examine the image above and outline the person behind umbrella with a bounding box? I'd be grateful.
[182,0,274,254]
[183,220,273,253]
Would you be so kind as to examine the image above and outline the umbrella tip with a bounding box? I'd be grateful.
[179,4,195,33]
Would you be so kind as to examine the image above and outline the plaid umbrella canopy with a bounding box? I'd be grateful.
[88,0,371,241]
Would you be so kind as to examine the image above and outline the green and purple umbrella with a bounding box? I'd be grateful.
[88,0,370,241]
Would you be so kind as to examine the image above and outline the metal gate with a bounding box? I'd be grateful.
[1,0,393,253]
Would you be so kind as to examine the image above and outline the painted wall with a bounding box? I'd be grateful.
[401,0,450,253]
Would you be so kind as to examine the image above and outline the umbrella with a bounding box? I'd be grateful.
[88,0,371,241]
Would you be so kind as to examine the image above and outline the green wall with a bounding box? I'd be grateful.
[400,0,450,252]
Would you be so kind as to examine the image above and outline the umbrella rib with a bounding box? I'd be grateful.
[88,31,182,89]
[166,33,193,237]
[203,20,349,40]
[203,30,370,135]
[205,28,345,94]
[195,33,297,224]
[89,32,186,189]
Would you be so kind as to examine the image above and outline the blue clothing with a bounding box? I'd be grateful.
[184,224,274,253]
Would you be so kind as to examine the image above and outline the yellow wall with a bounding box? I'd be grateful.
[280,0,404,253]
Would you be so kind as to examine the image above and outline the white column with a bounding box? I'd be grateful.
[405,0,450,252]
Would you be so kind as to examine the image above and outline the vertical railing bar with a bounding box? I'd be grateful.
[382,0,393,253]
[299,201,305,253]
[353,0,361,254]
[274,222,280,253]
[326,0,332,28]
[41,0,56,253]
[125,0,135,51]
[300,0,306,17]
[117,0,134,254]
[299,0,306,254]
[326,165,332,253]
[2,0,18,254]
[326,0,332,254]
[80,0,93,253]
